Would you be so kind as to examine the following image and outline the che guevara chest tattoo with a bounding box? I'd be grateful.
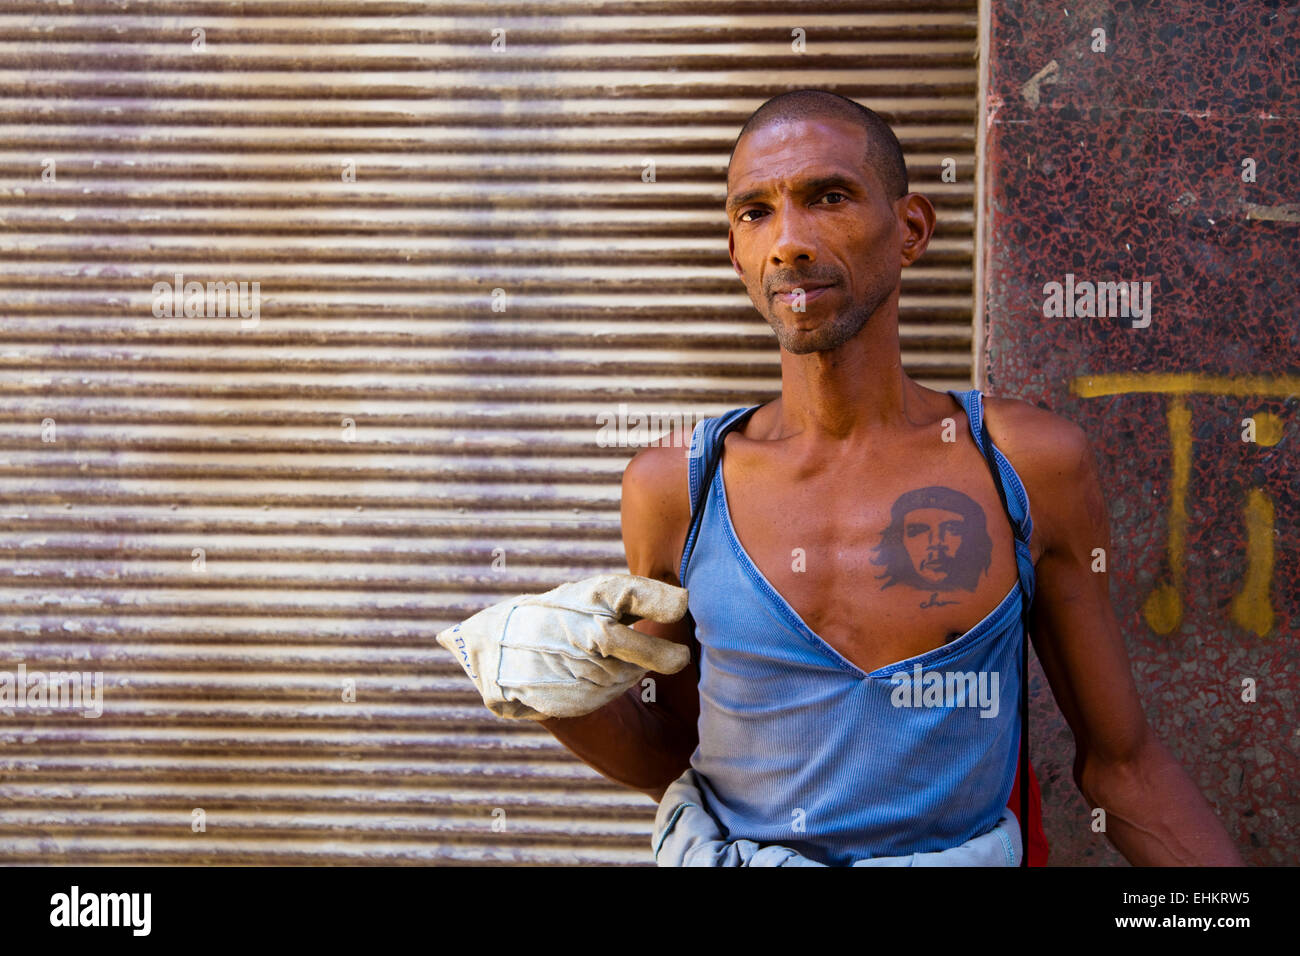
[871,486,993,609]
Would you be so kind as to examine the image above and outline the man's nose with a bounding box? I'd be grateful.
[769,204,817,266]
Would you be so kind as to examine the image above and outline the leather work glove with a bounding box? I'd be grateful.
[436,573,692,721]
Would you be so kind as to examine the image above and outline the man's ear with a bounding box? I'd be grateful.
[728,228,744,280]
[897,193,936,268]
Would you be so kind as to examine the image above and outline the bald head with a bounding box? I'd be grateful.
[728,90,909,201]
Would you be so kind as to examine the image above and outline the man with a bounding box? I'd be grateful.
[440,90,1242,866]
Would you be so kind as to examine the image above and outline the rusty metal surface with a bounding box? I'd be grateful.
[0,0,979,864]
[981,1,1297,865]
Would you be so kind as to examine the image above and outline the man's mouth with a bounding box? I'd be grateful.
[772,282,835,304]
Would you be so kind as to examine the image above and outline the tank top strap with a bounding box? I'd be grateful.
[947,388,1036,603]
[947,390,1033,540]
[679,404,762,585]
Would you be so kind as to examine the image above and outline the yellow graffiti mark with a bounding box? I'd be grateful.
[1142,398,1189,634]
[1250,411,1284,447]
[1072,374,1300,398]
[1071,373,1290,639]
[1143,584,1183,636]
[1231,489,1275,638]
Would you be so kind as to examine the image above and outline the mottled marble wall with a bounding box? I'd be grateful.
[982,0,1297,864]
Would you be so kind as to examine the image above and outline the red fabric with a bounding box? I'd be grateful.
[1006,753,1049,866]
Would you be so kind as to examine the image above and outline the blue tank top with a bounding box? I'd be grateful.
[678,389,1036,866]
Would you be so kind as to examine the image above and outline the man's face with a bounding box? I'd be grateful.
[903,507,965,585]
[725,116,906,355]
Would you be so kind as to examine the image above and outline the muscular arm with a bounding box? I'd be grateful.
[991,402,1244,866]
[538,442,701,802]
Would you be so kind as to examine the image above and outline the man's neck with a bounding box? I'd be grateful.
[767,308,933,446]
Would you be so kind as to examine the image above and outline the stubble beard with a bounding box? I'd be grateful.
[763,283,889,355]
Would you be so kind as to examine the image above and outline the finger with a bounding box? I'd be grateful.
[591,621,692,674]
[490,696,550,721]
[584,573,689,625]
[512,678,635,720]
[499,638,641,686]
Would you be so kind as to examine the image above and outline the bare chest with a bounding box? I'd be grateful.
[717,440,1029,674]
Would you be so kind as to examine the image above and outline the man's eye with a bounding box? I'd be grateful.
[738,195,844,221]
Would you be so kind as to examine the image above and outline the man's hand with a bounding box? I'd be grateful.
[436,573,692,721]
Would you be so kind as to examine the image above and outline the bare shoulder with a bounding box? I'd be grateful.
[980,395,1090,471]
[620,435,695,587]
[980,395,1106,555]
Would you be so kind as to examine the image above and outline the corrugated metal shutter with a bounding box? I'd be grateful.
[0,1,979,864]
